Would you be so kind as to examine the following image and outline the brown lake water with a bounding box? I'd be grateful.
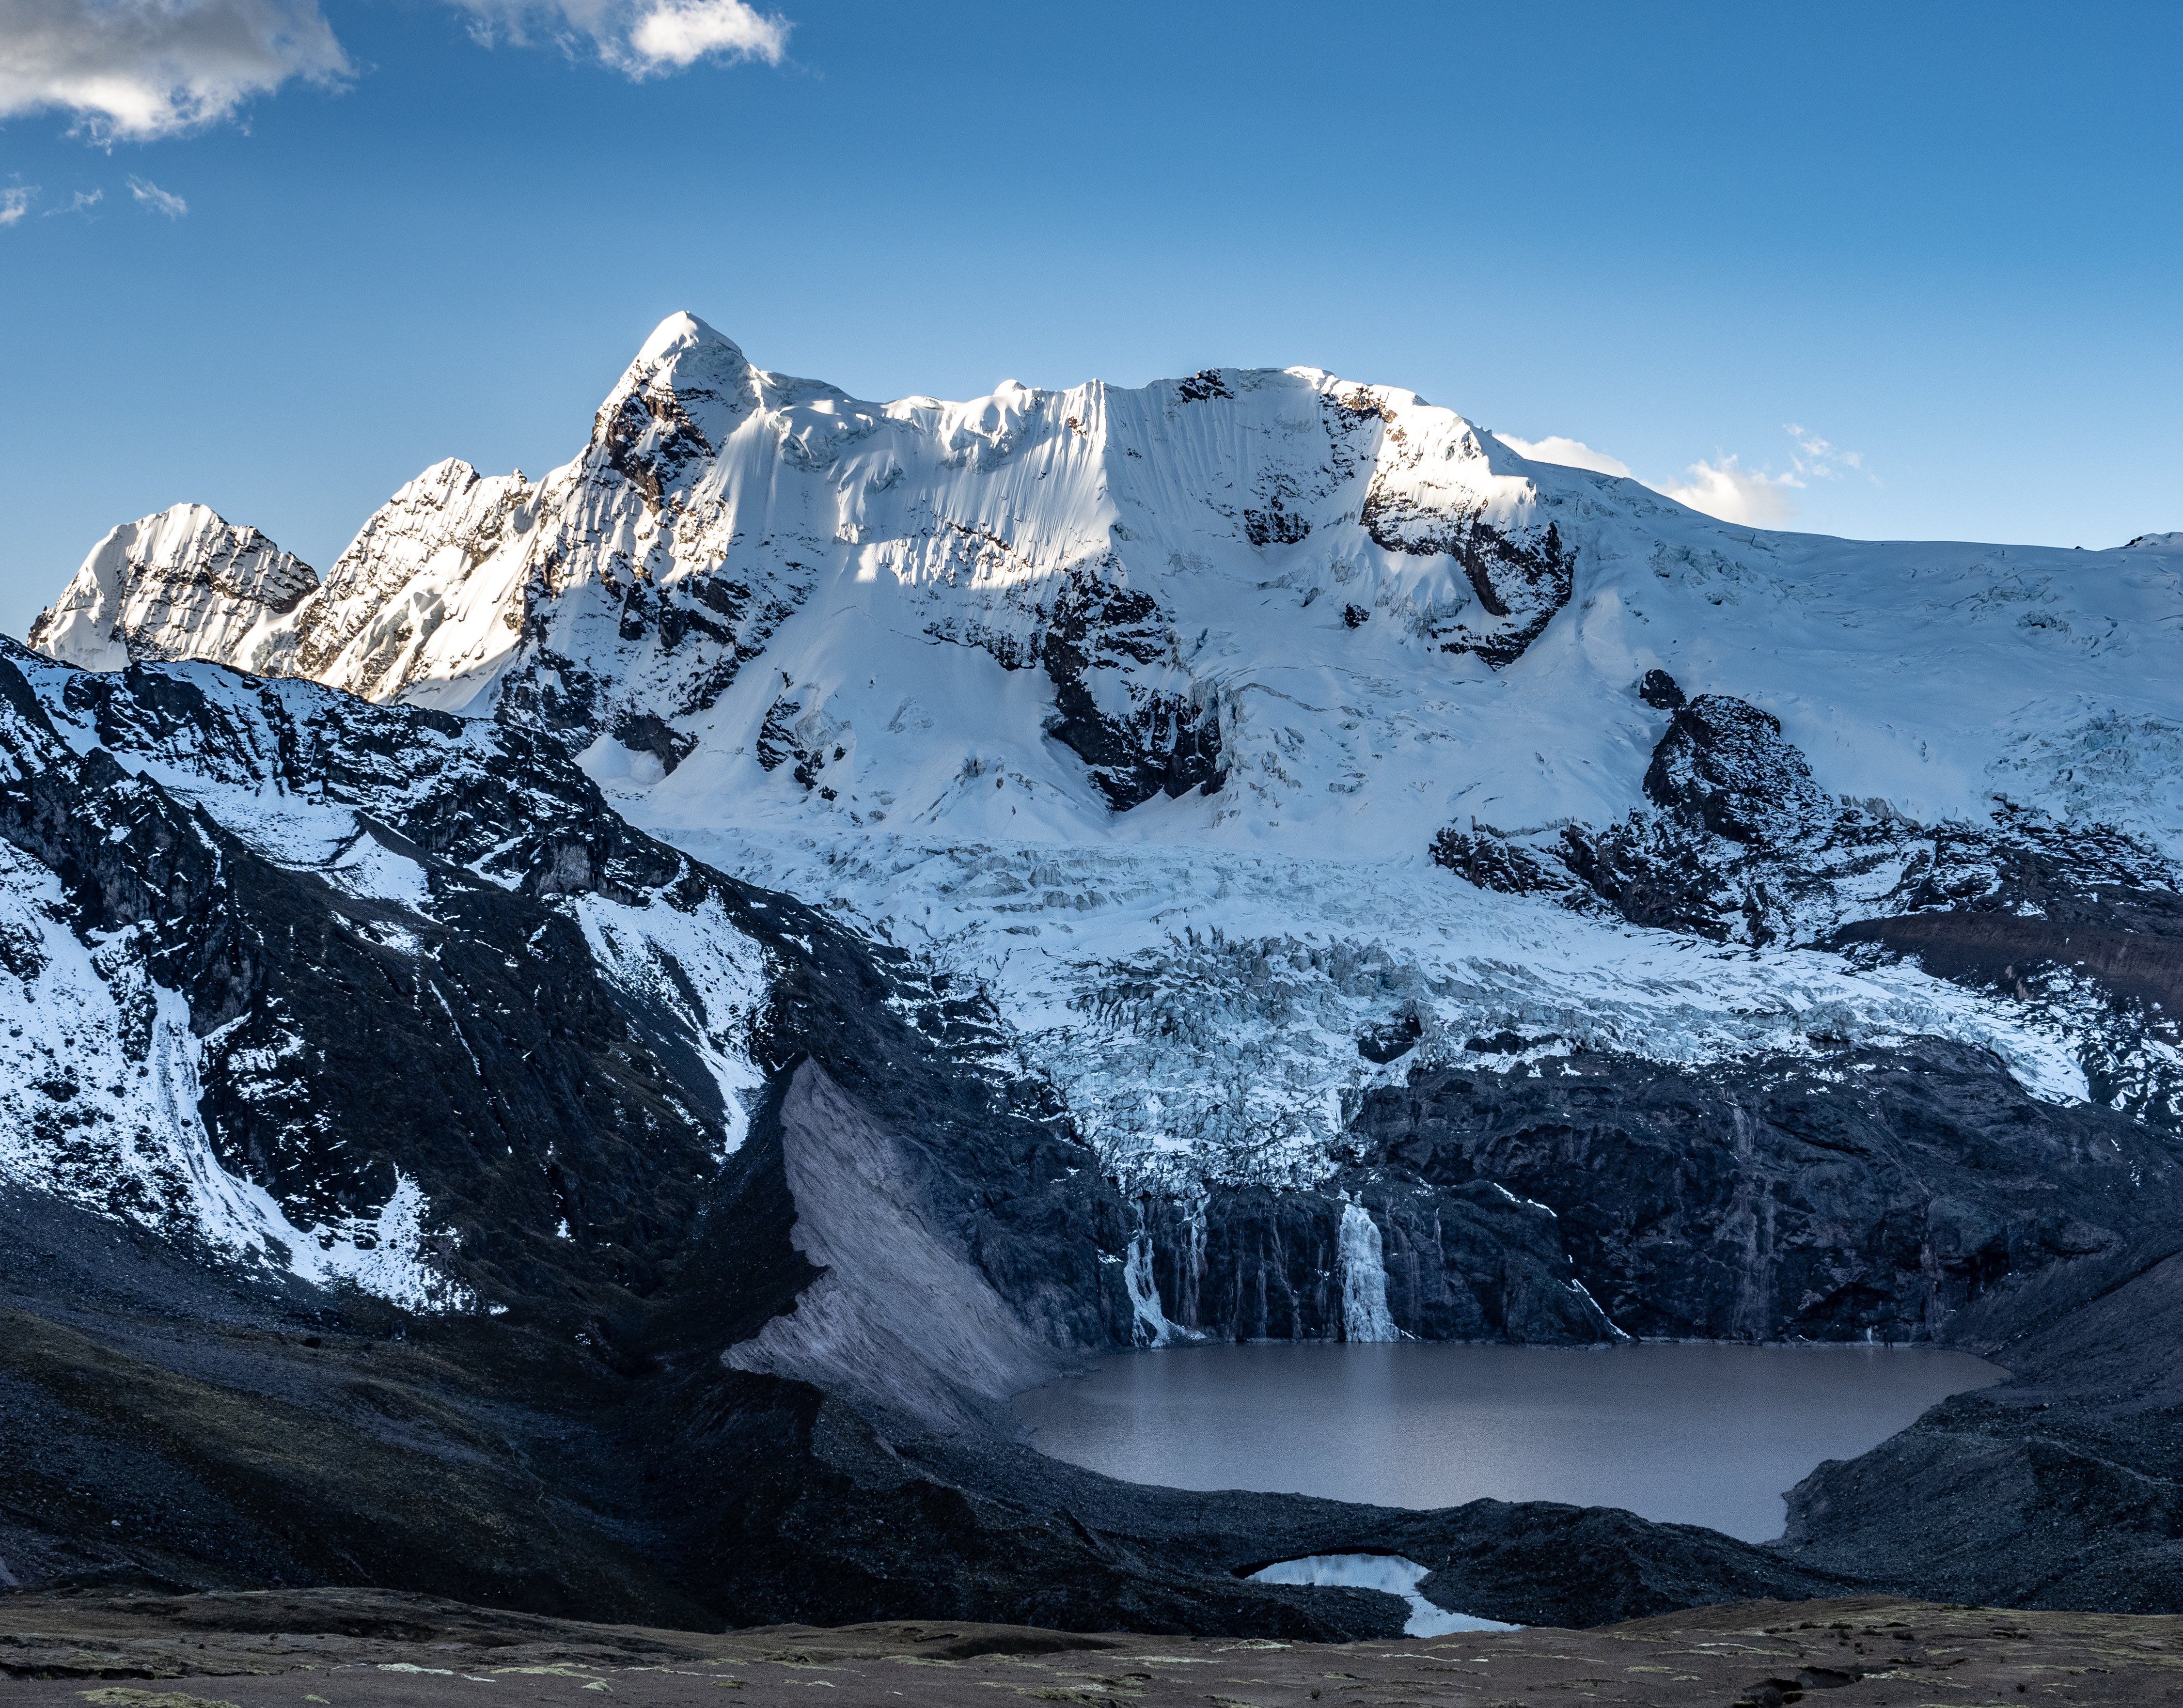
[1014,1340,2005,1542]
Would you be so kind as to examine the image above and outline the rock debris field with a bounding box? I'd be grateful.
[4,1589,2182,1708]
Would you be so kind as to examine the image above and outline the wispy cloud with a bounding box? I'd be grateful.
[0,186,35,225]
[0,0,350,141]
[1504,419,1875,529]
[128,174,187,217]
[1497,433,1633,480]
[1785,423,1874,485]
[45,187,103,215]
[447,0,790,76]
[1660,455,1802,526]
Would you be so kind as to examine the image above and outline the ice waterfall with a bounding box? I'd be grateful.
[1123,1230,1181,1347]
[1338,1200,1398,1342]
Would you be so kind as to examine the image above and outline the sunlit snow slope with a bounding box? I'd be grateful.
[31,313,2183,1188]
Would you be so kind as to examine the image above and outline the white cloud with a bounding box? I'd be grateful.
[626,0,787,68]
[0,0,349,141]
[1660,455,1802,527]
[1497,432,1633,480]
[1,0,786,149]
[450,0,789,76]
[1785,422,1873,484]
[0,186,34,225]
[1497,420,1874,531]
[128,174,186,216]
[45,187,102,214]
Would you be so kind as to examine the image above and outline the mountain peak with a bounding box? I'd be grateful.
[635,310,742,367]
[586,313,761,500]
[28,502,317,674]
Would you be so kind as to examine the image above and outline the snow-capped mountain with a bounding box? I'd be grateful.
[38,313,2183,849]
[31,502,317,674]
[13,315,2183,1622]
[32,313,2183,1195]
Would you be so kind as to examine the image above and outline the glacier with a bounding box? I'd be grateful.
[27,310,2183,1205]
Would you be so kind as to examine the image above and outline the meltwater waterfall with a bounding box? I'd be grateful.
[1339,1202,1398,1343]
[1124,1230,1181,1346]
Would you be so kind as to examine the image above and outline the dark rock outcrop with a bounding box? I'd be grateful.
[1040,575,1222,808]
[1434,690,1864,943]
[1643,693,1834,846]
[1350,1040,2180,1344]
[1135,1178,1615,1346]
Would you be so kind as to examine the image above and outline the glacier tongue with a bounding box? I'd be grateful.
[659,826,2094,1193]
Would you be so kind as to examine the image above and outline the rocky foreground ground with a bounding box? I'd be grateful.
[4,1589,2180,1707]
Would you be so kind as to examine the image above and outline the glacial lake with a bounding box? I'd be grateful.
[1014,1341,2005,1542]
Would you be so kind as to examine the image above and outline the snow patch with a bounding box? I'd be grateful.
[0,844,470,1312]
[571,888,770,1156]
[1247,1554,1518,1636]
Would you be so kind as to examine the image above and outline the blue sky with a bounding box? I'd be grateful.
[1,2,2179,639]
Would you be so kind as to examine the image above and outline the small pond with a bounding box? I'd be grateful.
[1014,1340,2004,1543]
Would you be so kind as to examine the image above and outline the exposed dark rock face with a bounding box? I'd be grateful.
[1435,693,2183,982]
[1242,492,1311,548]
[1349,1040,2181,1344]
[1040,575,1223,809]
[1430,824,1577,898]
[1362,494,1573,669]
[611,709,698,774]
[1644,693,1834,846]
[1436,519,1575,668]
[1554,812,1778,942]
[1430,689,1867,944]
[2,652,761,1282]
[591,329,751,508]
[1356,1012,1422,1062]
[1135,1178,1615,1346]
